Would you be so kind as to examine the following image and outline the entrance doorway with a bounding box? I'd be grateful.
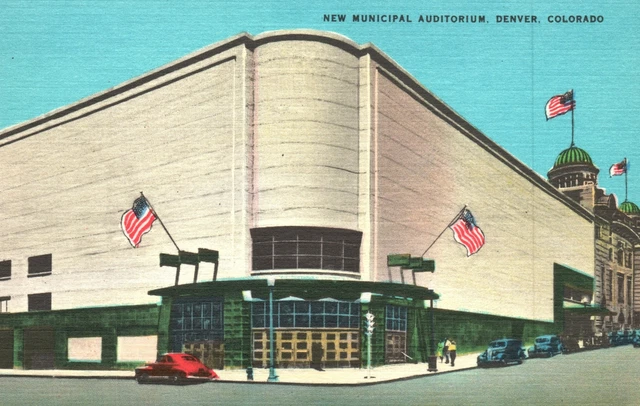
[0,329,14,368]
[24,328,55,369]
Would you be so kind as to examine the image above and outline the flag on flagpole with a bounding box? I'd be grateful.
[545,90,575,120]
[609,159,627,177]
[121,196,157,248]
[450,209,485,256]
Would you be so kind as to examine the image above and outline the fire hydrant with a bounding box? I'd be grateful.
[246,366,254,381]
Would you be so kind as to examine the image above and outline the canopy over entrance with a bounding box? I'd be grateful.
[149,279,439,302]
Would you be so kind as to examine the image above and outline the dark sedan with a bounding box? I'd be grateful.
[477,339,526,367]
[528,335,564,357]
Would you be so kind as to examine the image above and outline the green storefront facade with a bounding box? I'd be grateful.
[0,273,593,371]
[0,304,160,370]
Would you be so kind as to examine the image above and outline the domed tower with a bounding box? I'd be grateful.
[547,145,600,211]
[619,200,640,217]
[547,145,600,189]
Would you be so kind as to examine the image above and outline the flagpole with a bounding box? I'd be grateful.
[625,158,628,202]
[570,102,575,147]
[140,192,181,252]
[421,205,467,257]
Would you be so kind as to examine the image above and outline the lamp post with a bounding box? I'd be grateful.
[427,298,438,372]
[267,277,279,382]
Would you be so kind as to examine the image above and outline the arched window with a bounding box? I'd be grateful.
[617,249,624,266]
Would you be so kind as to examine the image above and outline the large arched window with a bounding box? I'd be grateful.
[251,227,362,273]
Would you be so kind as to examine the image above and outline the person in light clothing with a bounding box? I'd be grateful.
[436,340,444,363]
[449,340,457,367]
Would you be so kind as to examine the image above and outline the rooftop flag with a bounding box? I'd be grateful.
[545,90,575,120]
[609,159,628,177]
[450,209,485,256]
[121,196,157,248]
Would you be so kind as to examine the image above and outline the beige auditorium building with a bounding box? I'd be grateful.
[0,30,609,371]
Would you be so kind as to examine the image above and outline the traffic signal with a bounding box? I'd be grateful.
[365,312,375,335]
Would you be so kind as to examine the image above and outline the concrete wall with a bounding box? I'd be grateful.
[252,40,361,231]
[0,31,597,324]
[0,44,252,311]
[370,66,595,322]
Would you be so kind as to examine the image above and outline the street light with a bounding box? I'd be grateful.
[425,299,438,372]
[267,277,279,382]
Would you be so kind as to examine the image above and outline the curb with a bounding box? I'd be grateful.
[0,366,478,386]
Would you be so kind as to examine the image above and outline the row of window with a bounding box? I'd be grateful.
[0,254,52,313]
[601,268,633,304]
[167,298,409,333]
[0,292,51,313]
[251,227,362,274]
[386,305,408,332]
[170,300,224,332]
[0,254,53,281]
[252,301,362,329]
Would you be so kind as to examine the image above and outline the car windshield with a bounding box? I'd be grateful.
[489,341,506,348]
[535,338,550,343]
[180,355,200,362]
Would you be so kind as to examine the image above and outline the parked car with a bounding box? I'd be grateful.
[528,335,564,357]
[135,353,220,384]
[632,330,640,348]
[609,331,632,346]
[477,339,526,367]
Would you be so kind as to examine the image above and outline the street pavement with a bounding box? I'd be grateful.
[0,352,480,385]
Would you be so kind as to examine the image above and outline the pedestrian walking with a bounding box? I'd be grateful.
[449,340,457,367]
[443,338,451,364]
[436,339,444,363]
[311,342,324,371]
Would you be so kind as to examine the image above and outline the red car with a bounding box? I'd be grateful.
[135,353,220,384]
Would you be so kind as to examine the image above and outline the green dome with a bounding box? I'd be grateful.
[553,146,594,168]
[619,200,640,214]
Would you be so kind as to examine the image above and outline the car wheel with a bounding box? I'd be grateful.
[136,373,149,384]
[171,372,185,384]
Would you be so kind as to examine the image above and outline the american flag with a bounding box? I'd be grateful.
[121,196,157,248]
[450,209,485,256]
[609,159,627,177]
[545,90,575,120]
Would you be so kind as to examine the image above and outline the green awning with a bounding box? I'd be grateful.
[563,306,615,316]
[554,263,594,292]
[149,279,439,302]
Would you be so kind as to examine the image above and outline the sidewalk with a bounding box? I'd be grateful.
[0,352,480,386]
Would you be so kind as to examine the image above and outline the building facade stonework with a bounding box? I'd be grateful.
[547,144,639,338]
[0,30,610,371]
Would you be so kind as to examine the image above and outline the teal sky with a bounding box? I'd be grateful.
[1,0,638,205]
